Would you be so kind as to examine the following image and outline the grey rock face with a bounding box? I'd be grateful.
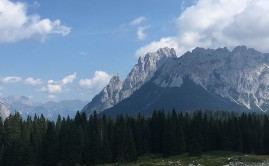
[83,47,177,114]
[153,46,269,112]
[0,102,10,120]
[85,46,269,115]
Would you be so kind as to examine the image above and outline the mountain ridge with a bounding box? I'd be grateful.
[103,77,249,116]
[84,46,269,116]
[152,46,269,112]
[82,47,177,114]
[0,96,88,120]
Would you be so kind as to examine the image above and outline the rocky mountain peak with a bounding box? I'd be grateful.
[83,45,269,116]
[119,47,177,101]
[83,47,177,115]
[156,47,176,57]
[152,46,269,112]
[232,46,248,54]
[138,47,176,65]
[109,74,121,85]
[83,46,269,115]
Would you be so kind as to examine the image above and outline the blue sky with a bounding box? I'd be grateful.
[0,0,194,102]
[1,0,269,102]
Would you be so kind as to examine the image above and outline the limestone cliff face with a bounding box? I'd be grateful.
[83,47,177,114]
[85,46,269,115]
[153,46,269,112]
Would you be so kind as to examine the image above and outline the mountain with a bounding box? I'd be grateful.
[0,96,39,118]
[32,100,88,120]
[150,46,269,112]
[103,77,248,116]
[85,46,269,116]
[82,47,177,114]
[0,102,10,120]
[0,96,87,120]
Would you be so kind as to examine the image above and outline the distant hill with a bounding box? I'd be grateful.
[0,96,88,120]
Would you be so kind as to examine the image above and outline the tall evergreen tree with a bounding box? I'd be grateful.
[163,112,178,156]
[99,115,112,163]
[42,122,58,166]
[3,112,23,166]
[263,116,269,154]
[150,110,165,153]
[83,111,101,165]
[113,115,137,162]
[0,118,5,166]
[188,111,203,156]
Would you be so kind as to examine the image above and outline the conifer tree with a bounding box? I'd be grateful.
[42,122,58,166]
[3,112,23,165]
[263,116,269,154]
[0,118,5,166]
[163,112,178,156]
[100,115,112,163]
[114,115,137,162]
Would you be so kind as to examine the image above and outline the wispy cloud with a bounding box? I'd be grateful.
[1,76,22,83]
[130,16,146,26]
[0,0,71,43]
[32,1,41,8]
[137,26,150,41]
[129,16,150,41]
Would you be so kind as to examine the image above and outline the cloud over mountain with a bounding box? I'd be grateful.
[79,71,111,90]
[41,73,77,95]
[136,0,269,57]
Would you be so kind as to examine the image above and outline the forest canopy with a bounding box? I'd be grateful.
[0,110,269,165]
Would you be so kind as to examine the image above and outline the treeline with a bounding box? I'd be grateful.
[1,110,269,165]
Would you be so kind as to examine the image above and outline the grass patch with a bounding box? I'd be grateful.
[100,151,269,166]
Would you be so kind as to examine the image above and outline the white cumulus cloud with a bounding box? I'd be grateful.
[0,0,71,43]
[1,76,22,83]
[79,71,111,90]
[41,73,76,94]
[25,77,42,86]
[41,83,62,94]
[136,0,269,57]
